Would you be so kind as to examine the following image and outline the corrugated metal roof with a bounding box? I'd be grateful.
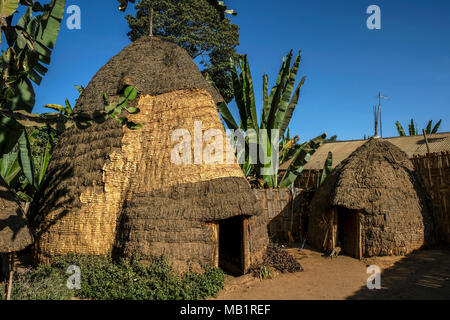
[280,132,450,171]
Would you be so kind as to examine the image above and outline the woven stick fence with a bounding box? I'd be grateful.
[412,152,450,244]
[254,188,311,243]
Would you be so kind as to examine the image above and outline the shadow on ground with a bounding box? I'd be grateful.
[348,247,450,299]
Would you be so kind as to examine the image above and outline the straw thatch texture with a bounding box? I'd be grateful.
[307,138,434,257]
[412,152,450,244]
[0,178,33,253]
[114,177,262,273]
[31,37,263,266]
[109,88,261,272]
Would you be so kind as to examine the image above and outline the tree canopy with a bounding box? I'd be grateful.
[124,0,240,103]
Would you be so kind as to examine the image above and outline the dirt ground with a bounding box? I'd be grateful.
[216,246,450,300]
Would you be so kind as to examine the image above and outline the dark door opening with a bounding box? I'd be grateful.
[218,216,244,275]
[337,207,360,258]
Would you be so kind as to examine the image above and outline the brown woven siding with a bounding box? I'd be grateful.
[113,177,262,273]
[33,88,256,263]
[412,152,450,244]
[253,188,311,243]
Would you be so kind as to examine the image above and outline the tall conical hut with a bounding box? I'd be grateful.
[307,138,434,258]
[31,37,267,274]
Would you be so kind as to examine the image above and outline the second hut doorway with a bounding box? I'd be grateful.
[336,207,361,259]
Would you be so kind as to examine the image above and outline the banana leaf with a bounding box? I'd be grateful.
[37,136,51,185]
[273,52,301,131]
[17,129,34,186]
[0,147,20,185]
[318,151,333,187]
[279,133,327,188]
[217,101,238,130]
[432,119,442,134]
[395,121,406,136]
[266,51,293,131]
[425,120,433,134]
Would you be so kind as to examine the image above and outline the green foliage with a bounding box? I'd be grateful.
[254,265,273,280]
[0,0,66,156]
[278,134,326,188]
[408,119,417,136]
[119,0,237,16]
[0,0,19,20]
[324,135,337,143]
[218,52,326,188]
[1,254,225,300]
[0,126,54,202]
[102,86,142,130]
[395,121,406,136]
[318,151,332,188]
[429,119,442,134]
[125,0,240,103]
[0,264,73,300]
[395,119,443,136]
[0,86,141,202]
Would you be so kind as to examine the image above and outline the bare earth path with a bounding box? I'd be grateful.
[216,247,450,300]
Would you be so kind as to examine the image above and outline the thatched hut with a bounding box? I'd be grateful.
[31,37,267,274]
[307,138,434,258]
[1,178,33,290]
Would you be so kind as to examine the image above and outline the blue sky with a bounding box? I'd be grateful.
[22,0,450,141]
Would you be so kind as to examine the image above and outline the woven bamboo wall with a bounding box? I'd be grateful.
[294,170,322,190]
[253,188,311,243]
[412,152,450,244]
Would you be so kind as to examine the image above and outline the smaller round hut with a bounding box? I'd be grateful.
[307,138,434,258]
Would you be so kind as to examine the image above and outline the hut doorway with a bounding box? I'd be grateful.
[217,216,249,275]
[336,207,361,259]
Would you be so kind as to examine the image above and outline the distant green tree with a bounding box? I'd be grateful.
[324,135,337,143]
[124,0,240,103]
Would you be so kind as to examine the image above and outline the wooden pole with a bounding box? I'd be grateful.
[422,129,431,154]
[378,92,382,138]
[379,105,383,138]
[149,7,154,37]
[373,106,378,137]
[6,253,14,300]
[288,189,295,243]
[422,130,434,195]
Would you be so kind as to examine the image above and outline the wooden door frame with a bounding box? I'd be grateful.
[207,215,250,274]
[333,207,363,259]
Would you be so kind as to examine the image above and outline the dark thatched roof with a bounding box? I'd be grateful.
[307,138,434,256]
[76,36,223,115]
[0,178,33,253]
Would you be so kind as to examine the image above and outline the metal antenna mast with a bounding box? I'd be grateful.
[377,91,389,138]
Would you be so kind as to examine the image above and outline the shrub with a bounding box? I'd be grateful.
[0,264,72,300]
[1,254,225,300]
[254,265,273,280]
[250,244,303,278]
